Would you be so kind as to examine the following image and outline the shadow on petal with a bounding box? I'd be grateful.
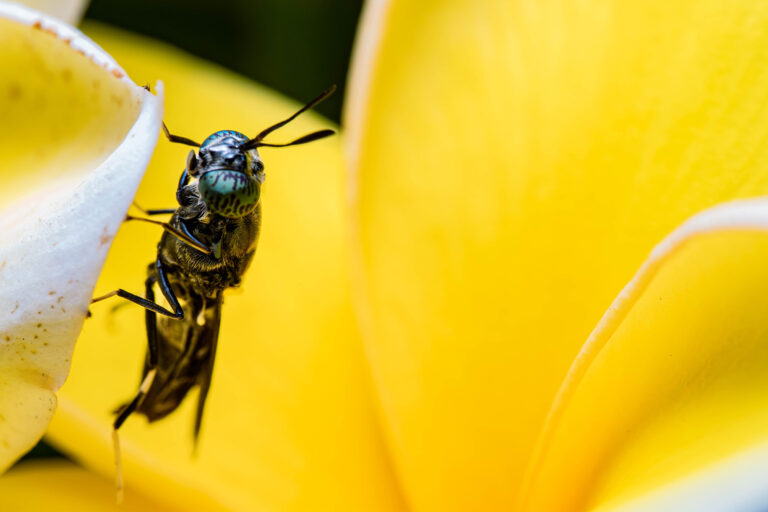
[0,459,176,511]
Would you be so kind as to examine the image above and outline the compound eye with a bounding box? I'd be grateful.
[199,171,261,218]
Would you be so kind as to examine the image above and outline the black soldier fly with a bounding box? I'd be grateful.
[91,86,336,497]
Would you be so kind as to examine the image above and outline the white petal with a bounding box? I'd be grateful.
[0,3,163,472]
[10,0,88,25]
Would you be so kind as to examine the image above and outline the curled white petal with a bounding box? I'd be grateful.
[9,0,89,25]
[0,3,163,472]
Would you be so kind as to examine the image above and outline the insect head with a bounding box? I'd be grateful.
[163,86,336,218]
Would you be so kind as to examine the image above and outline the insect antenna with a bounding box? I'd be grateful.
[253,129,335,148]
[162,122,201,147]
[241,85,336,150]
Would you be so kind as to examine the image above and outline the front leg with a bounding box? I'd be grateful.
[91,258,184,319]
[124,215,213,256]
[127,169,218,257]
[132,202,176,216]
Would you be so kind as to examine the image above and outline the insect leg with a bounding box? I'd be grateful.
[132,202,176,216]
[92,259,184,319]
[131,168,189,215]
[176,168,190,204]
[111,360,157,502]
[142,86,200,147]
[142,208,177,215]
[124,215,212,256]
[112,275,161,429]
[111,274,161,502]
[144,274,160,368]
[91,287,183,319]
[154,258,183,320]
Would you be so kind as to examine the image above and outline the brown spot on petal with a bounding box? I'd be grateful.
[112,68,125,79]
[32,20,59,38]
[99,226,112,246]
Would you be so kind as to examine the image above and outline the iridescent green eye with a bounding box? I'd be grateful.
[198,170,260,218]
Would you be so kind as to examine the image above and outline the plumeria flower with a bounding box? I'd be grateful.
[0,0,161,484]
[4,0,768,511]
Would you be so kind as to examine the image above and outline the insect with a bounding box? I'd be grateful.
[91,86,336,497]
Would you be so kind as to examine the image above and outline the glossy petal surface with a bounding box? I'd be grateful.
[523,201,768,511]
[0,4,159,474]
[45,24,404,512]
[345,1,768,510]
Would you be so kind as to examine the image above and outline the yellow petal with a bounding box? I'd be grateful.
[593,441,768,512]
[345,1,768,510]
[0,4,160,473]
[520,200,768,511]
[45,23,404,512]
[0,460,175,511]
